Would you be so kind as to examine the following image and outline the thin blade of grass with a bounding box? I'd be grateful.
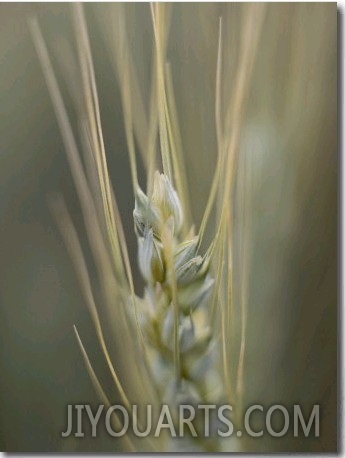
[164,63,192,234]
[72,4,129,284]
[73,326,136,452]
[150,3,173,180]
[72,5,152,369]
[29,17,125,294]
[50,195,131,412]
[198,17,226,249]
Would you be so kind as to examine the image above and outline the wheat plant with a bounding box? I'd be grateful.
[30,2,266,452]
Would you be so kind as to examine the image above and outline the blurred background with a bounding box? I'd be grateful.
[0,3,337,452]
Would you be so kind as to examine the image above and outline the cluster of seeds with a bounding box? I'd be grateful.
[133,172,222,406]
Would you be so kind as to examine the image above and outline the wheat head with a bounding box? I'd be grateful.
[30,2,267,452]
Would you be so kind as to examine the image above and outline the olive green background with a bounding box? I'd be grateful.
[0,3,337,452]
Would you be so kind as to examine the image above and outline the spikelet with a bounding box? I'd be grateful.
[132,172,222,451]
[133,172,221,405]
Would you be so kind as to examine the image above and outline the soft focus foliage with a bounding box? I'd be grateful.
[0,3,336,452]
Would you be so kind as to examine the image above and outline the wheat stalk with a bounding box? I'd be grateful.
[30,2,266,452]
